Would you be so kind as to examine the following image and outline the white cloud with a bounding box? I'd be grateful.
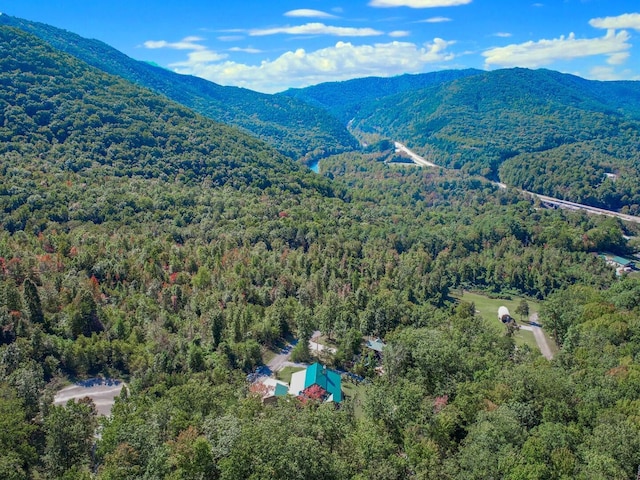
[218,35,244,42]
[170,39,456,93]
[369,0,471,7]
[229,47,263,54]
[587,65,640,81]
[589,13,640,31]
[589,66,619,80]
[607,52,630,65]
[419,16,452,23]
[483,30,631,68]
[284,9,338,19]
[144,37,206,50]
[493,32,512,38]
[170,49,228,67]
[249,23,383,37]
[389,30,411,37]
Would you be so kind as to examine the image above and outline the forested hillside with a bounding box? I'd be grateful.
[292,68,640,214]
[0,26,336,209]
[2,23,640,480]
[280,69,483,124]
[0,14,359,162]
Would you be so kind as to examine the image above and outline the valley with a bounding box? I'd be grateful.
[396,142,640,224]
[1,17,640,480]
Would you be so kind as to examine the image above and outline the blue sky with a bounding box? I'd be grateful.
[1,0,639,93]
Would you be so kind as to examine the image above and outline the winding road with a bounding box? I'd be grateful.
[395,142,640,224]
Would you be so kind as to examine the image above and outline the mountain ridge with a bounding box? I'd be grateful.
[0,25,335,209]
[0,14,359,162]
[289,67,640,213]
[280,68,484,124]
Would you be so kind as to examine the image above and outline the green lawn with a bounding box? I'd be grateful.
[342,379,368,419]
[452,290,540,324]
[452,290,558,356]
[276,366,304,384]
[514,328,538,351]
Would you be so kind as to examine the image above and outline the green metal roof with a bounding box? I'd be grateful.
[610,255,634,266]
[303,362,342,403]
[274,383,288,397]
[366,338,386,353]
[600,253,635,267]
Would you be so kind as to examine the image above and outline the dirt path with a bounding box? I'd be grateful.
[266,332,335,373]
[520,313,553,360]
[309,330,337,354]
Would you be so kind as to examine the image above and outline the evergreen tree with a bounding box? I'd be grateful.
[22,279,43,325]
[2,281,22,314]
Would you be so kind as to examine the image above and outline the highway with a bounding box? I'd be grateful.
[394,142,437,167]
[395,142,640,225]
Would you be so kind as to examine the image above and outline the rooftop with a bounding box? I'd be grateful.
[289,362,342,403]
[366,338,386,353]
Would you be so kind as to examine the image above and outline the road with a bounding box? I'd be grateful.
[54,379,124,416]
[396,142,640,224]
[266,332,335,373]
[394,142,437,167]
[266,341,300,373]
[519,313,553,360]
[525,192,640,224]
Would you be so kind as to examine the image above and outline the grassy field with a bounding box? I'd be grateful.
[342,379,368,419]
[515,328,539,351]
[451,290,557,356]
[276,366,304,384]
[452,290,540,323]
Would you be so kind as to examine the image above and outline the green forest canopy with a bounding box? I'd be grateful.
[289,68,640,214]
[0,14,360,163]
[1,25,640,480]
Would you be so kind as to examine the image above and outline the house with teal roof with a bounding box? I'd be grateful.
[288,362,343,403]
[366,337,386,353]
[599,252,636,268]
[250,377,290,405]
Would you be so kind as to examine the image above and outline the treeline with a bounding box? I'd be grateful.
[1,25,639,479]
[290,67,640,213]
[0,15,359,162]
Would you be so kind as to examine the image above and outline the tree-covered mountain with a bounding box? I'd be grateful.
[0,26,336,210]
[280,69,483,124]
[3,19,640,480]
[0,14,359,162]
[289,68,640,214]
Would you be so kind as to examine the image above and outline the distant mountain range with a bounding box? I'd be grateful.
[0,26,335,210]
[286,68,640,213]
[280,69,484,124]
[3,14,640,213]
[0,14,359,163]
